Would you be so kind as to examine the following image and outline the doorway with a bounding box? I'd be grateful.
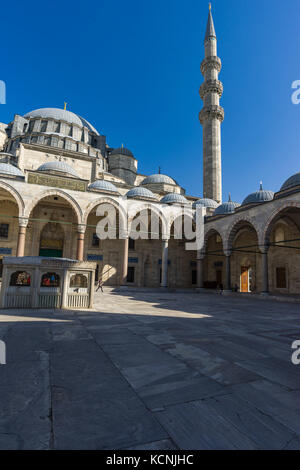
[240,266,249,292]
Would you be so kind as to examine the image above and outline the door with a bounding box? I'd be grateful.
[240,266,249,292]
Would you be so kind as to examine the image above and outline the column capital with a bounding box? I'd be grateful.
[260,245,269,254]
[77,224,86,234]
[18,217,29,228]
[224,250,232,257]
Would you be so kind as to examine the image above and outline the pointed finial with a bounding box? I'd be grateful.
[259,181,263,190]
[228,193,232,202]
[205,2,216,41]
[209,2,211,11]
[64,102,67,110]
[121,143,124,149]
[158,166,161,174]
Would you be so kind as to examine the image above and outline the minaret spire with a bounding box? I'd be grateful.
[199,4,224,203]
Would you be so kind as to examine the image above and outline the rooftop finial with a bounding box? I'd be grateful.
[228,193,232,202]
[205,2,216,41]
[259,181,263,190]
[158,166,161,174]
[64,102,67,110]
[209,2,211,11]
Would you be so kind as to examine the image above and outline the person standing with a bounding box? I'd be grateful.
[96,278,104,293]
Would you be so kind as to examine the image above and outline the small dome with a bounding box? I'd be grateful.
[37,161,79,178]
[242,182,274,206]
[110,147,134,157]
[24,108,99,134]
[192,198,218,209]
[142,174,176,185]
[89,180,119,193]
[213,195,240,216]
[126,187,157,200]
[160,193,188,204]
[281,173,300,191]
[0,163,24,178]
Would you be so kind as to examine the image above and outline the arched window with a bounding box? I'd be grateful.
[10,271,31,286]
[70,274,88,288]
[41,272,60,287]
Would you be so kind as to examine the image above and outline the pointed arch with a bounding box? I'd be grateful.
[0,180,25,216]
[24,189,82,224]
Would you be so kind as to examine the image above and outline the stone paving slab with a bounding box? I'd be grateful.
[0,290,300,449]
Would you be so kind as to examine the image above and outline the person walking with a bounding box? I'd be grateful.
[96,278,104,292]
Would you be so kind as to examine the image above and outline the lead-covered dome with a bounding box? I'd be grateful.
[126,187,157,200]
[213,195,240,216]
[37,161,79,178]
[142,174,176,185]
[88,180,119,194]
[110,147,134,157]
[242,183,274,206]
[160,193,188,204]
[24,108,99,135]
[280,173,300,192]
[0,163,24,178]
[192,198,218,209]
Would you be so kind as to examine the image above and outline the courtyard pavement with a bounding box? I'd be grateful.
[0,289,300,450]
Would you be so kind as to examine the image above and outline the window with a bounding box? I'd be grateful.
[40,120,47,132]
[44,137,51,146]
[70,274,88,288]
[92,233,99,247]
[192,270,197,285]
[28,121,34,132]
[129,238,135,250]
[0,224,9,238]
[10,271,31,286]
[54,122,60,133]
[41,272,60,287]
[276,267,287,289]
[127,266,135,283]
[23,123,28,133]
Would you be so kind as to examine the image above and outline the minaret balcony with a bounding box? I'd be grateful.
[200,56,221,75]
[199,79,223,99]
[199,105,224,124]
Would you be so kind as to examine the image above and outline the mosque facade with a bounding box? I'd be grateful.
[0,7,300,295]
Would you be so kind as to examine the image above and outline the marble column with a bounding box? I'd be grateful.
[161,239,169,288]
[76,224,86,261]
[16,218,28,257]
[120,237,129,286]
[196,254,204,289]
[225,252,231,291]
[261,247,269,294]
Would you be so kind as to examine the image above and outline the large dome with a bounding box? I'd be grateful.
[281,173,300,192]
[242,183,274,206]
[142,174,176,185]
[24,108,99,135]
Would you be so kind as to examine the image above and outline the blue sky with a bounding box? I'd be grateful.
[1,0,299,202]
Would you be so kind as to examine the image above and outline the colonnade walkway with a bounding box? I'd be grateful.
[0,291,300,449]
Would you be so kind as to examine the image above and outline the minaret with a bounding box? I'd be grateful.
[199,3,224,203]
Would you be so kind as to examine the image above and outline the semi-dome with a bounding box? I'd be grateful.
[88,180,119,193]
[242,182,274,206]
[24,108,99,135]
[142,174,176,185]
[280,173,300,192]
[126,187,157,200]
[192,198,218,209]
[160,193,188,204]
[37,161,79,178]
[213,195,240,216]
[0,163,24,178]
[110,147,134,157]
